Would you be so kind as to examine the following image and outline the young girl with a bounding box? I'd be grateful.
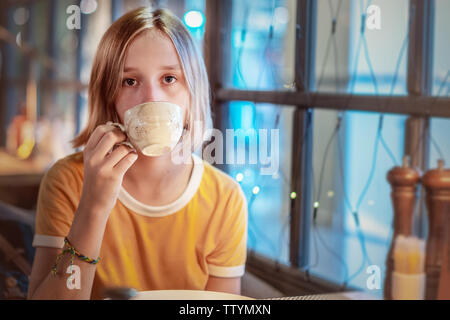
[27,7,248,300]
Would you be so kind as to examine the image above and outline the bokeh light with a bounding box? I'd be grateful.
[80,0,98,14]
[183,10,205,28]
[13,7,29,26]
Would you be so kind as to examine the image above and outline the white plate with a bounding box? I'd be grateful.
[131,290,255,300]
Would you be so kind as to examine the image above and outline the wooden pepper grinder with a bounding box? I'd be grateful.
[422,159,450,300]
[437,199,450,299]
[384,156,420,300]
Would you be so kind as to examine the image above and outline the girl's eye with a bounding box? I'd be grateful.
[163,75,177,84]
[123,78,137,87]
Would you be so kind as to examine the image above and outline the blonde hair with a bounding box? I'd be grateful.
[71,7,212,154]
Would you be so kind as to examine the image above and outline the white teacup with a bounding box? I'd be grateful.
[107,101,184,157]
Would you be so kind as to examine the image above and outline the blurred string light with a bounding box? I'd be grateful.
[183,10,205,29]
[244,168,253,178]
[290,192,297,200]
[235,172,244,182]
[252,186,260,195]
[16,32,22,47]
[80,0,98,14]
[13,7,29,26]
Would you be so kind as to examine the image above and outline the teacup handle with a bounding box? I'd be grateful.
[106,121,136,152]
[106,121,126,132]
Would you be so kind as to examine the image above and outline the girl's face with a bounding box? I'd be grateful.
[115,29,190,125]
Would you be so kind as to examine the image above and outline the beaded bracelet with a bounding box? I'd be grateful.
[51,237,101,276]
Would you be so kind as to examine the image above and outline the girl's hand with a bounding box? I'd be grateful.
[79,124,138,216]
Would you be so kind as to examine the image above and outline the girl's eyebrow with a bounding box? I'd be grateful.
[123,65,181,73]
[160,64,182,71]
[123,66,138,73]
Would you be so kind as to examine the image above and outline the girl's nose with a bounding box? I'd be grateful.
[142,83,165,102]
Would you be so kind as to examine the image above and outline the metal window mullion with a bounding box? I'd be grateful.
[203,0,231,172]
[407,0,434,96]
[289,0,316,268]
[215,89,450,118]
[405,0,434,238]
[204,0,229,126]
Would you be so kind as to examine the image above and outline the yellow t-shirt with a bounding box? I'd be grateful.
[32,152,248,300]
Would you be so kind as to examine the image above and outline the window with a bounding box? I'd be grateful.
[225,0,297,91]
[217,0,297,265]
[430,118,450,169]
[224,102,294,264]
[430,0,450,175]
[2,1,80,170]
[309,0,412,295]
[314,0,409,95]
[432,0,450,96]
[210,0,450,299]
[310,110,406,294]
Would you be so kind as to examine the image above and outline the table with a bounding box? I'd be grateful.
[131,290,255,300]
[130,290,380,300]
[266,291,381,300]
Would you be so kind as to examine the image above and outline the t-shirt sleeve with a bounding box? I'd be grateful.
[206,183,248,278]
[32,160,81,249]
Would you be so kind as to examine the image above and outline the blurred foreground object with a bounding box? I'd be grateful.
[101,287,138,300]
[6,104,34,160]
[391,235,425,300]
[0,200,35,299]
[1,116,73,175]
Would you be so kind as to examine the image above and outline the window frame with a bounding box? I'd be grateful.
[204,0,442,294]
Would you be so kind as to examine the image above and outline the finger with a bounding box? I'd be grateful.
[113,152,139,175]
[92,130,128,161]
[103,145,136,168]
[85,124,120,152]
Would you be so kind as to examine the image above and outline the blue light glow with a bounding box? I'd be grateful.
[183,10,205,28]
